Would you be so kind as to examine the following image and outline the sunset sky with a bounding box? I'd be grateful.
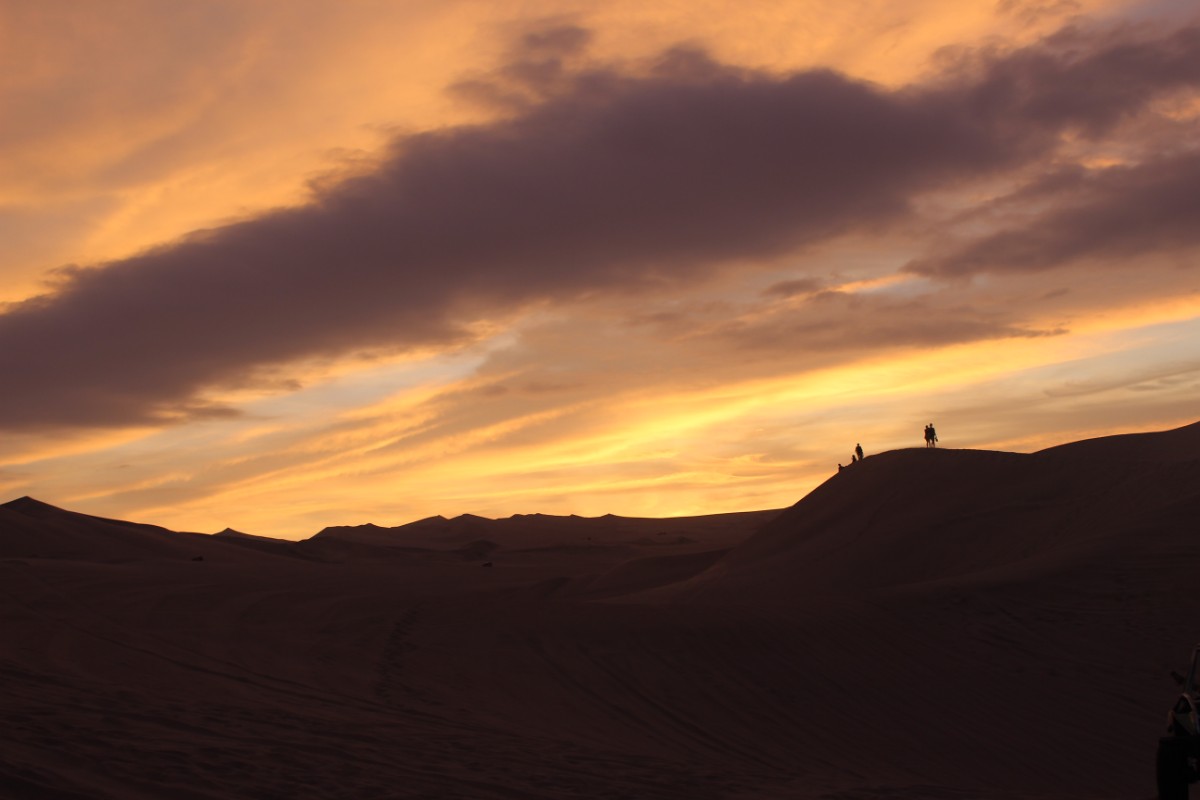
[2,0,1198,538]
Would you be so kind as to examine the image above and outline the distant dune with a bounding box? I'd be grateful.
[3,421,1199,798]
[0,496,289,563]
[312,508,783,551]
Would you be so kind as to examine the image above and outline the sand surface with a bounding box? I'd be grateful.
[4,423,1200,798]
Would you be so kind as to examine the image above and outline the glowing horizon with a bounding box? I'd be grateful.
[2,0,1198,538]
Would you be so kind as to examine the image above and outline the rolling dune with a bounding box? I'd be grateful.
[3,423,1200,798]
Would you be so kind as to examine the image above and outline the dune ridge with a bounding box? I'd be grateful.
[671,430,1200,602]
[3,421,1199,798]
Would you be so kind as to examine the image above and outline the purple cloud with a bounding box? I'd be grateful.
[906,150,1200,276]
[1,20,1197,429]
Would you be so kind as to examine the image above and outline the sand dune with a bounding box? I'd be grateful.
[313,508,782,551]
[3,422,1199,798]
[0,496,294,564]
[675,431,1200,601]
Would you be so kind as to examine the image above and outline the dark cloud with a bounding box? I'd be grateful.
[2,20,1198,429]
[449,23,593,112]
[763,278,823,298]
[932,21,1200,138]
[906,150,1200,276]
[715,290,1066,354]
[520,23,592,56]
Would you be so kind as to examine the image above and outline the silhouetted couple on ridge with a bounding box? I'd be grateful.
[838,443,865,472]
[924,423,938,448]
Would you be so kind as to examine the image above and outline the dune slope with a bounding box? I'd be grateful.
[3,422,1199,798]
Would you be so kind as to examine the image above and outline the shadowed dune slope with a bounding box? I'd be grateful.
[1037,419,1200,464]
[0,496,290,563]
[672,422,1200,603]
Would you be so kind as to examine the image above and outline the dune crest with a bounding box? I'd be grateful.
[669,428,1200,603]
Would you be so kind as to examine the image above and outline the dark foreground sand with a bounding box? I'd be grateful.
[4,422,1200,799]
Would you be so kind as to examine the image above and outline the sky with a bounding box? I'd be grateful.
[1,0,1198,538]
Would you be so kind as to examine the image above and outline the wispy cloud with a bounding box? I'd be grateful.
[907,149,1200,275]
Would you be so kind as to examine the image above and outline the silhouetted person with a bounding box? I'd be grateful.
[925,424,938,448]
[838,463,844,472]
[850,453,858,464]
[855,443,864,461]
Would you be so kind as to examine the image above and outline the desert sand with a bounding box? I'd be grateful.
[4,422,1200,799]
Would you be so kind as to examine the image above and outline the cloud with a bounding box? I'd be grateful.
[1,19,1198,430]
[995,0,1083,28]
[763,278,824,299]
[715,290,1067,354]
[931,20,1200,137]
[1043,359,1200,398]
[906,149,1200,276]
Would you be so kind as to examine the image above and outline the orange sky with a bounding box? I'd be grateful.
[1,0,1198,538]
